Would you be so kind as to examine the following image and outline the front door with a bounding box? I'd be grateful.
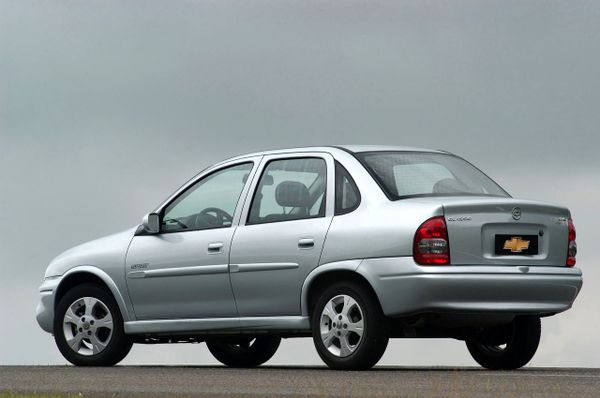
[126,161,255,320]
[229,154,334,317]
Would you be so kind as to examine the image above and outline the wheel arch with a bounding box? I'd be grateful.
[54,266,132,322]
[301,260,382,318]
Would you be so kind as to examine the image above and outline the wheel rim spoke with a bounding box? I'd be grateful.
[67,334,83,351]
[321,328,336,348]
[95,314,113,331]
[89,333,108,354]
[347,319,364,337]
[341,296,356,317]
[63,306,78,325]
[83,297,98,316]
[339,335,354,357]
[322,300,336,319]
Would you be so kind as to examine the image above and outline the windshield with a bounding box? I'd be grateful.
[357,152,509,200]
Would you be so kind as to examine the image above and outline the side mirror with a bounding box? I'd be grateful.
[141,213,160,234]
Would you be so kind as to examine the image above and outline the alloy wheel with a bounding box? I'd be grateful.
[319,294,364,357]
[62,297,114,356]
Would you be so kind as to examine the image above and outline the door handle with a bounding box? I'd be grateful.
[207,242,224,254]
[298,238,315,249]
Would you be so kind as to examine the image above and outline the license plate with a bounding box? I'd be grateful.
[494,234,538,255]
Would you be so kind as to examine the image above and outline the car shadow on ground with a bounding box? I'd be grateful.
[112,365,536,372]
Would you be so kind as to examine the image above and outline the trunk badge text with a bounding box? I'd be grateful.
[447,216,472,222]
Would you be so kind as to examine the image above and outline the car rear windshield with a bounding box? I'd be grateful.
[356,152,509,200]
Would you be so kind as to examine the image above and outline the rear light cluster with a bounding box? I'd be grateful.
[413,216,450,265]
[566,218,577,267]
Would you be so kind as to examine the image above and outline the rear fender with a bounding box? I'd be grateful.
[300,259,365,317]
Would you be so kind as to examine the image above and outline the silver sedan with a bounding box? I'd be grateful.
[36,146,582,370]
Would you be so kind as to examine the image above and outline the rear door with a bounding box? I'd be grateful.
[229,153,335,316]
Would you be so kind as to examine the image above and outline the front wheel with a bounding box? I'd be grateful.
[311,282,389,370]
[466,315,541,370]
[206,336,281,368]
[54,284,133,366]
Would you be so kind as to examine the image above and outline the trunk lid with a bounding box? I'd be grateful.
[412,196,570,266]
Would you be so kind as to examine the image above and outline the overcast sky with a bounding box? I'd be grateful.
[1,0,599,366]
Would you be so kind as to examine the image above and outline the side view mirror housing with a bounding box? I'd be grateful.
[141,213,160,234]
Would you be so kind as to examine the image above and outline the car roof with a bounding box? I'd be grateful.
[220,145,447,164]
[336,145,446,154]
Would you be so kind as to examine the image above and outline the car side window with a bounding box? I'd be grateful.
[162,162,253,232]
[335,161,360,215]
[248,157,327,224]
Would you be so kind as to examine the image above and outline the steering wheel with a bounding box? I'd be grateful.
[195,207,233,228]
[163,217,188,229]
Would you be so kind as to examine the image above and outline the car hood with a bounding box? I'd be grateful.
[44,227,137,278]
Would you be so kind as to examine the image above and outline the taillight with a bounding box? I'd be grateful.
[414,216,450,265]
[566,218,577,267]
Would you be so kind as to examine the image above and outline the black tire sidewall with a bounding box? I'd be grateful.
[466,315,541,370]
[311,282,389,370]
[54,283,132,366]
[206,336,281,368]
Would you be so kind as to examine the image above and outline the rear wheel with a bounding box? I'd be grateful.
[54,284,133,366]
[311,281,389,370]
[206,336,281,368]
[466,315,541,370]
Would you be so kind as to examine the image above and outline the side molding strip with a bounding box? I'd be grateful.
[127,264,229,279]
[231,262,300,273]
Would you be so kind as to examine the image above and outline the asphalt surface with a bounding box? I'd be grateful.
[1,366,599,397]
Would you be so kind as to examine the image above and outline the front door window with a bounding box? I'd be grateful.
[162,162,253,232]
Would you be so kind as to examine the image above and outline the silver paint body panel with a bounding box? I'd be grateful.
[37,146,583,336]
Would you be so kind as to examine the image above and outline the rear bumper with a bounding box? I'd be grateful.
[358,257,583,317]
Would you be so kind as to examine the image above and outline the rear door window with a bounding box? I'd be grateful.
[248,157,327,224]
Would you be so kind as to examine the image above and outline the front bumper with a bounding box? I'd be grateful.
[358,257,583,317]
[36,277,60,333]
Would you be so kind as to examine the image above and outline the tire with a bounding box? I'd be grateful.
[54,283,133,366]
[311,281,389,370]
[207,336,281,368]
[466,315,541,370]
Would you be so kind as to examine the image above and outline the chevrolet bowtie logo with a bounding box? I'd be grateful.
[503,237,530,253]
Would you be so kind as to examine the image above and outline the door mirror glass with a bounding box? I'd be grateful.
[142,213,160,234]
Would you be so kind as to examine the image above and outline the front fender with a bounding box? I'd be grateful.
[54,265,133,322]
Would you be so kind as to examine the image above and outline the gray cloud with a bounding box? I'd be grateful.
[1,0,599,365]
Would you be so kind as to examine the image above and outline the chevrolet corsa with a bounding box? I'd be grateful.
[36,146,583,370]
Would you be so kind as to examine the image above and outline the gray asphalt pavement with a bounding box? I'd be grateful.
[1,366,599,397]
